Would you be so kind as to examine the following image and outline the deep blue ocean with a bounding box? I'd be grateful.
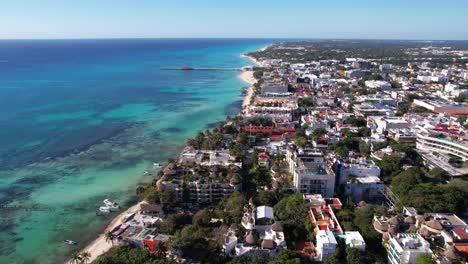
[0,39,271,263]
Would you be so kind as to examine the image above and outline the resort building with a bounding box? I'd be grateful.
[261,83,289,95]
[387,234,432,264]
[245,97,298,122]
[179,148,242,167]
[163,180,235,204]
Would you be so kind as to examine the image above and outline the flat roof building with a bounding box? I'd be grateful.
[387,233,432,264]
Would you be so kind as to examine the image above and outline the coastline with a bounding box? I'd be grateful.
[239,71,256,111]
[75,50,263,263]
[76,201,145,263]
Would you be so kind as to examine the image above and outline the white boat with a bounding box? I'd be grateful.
[103,199,120,210]
[99,206,111,213]
[63,239,77,245]
[153,162,162,169]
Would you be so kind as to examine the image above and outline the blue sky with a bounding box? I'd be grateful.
[1,0,468,40]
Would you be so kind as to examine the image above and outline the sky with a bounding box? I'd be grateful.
[1,0,468,40]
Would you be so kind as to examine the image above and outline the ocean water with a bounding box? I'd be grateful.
[0,39,270,264]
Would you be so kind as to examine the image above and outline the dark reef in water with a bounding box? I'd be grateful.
[162,127,183,133]
[14,175,51,185]
[224,99,242,116]
[0,122,133,169]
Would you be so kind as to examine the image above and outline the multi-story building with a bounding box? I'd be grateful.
[287,148,336,197]
[365,80,392,90]
[345,175,385,203]
[345,70,371,79]
[163,180,235,204]
[416,133,468,161]
[372,117,411,134]
[333,158,381,185]
[387,233,432,264]
[316,230,338,261]
[353,103,395,117]
[245,97,298,121]
[413,98,468,115]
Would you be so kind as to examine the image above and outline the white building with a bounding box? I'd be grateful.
[345,176,385,203]
[223,227,238,256]
[365,80,392,90]
[255,206,274,225]
[387,233,432,264]
[373,117,411,134]
[445,83,459,93]
[416,133,468,161]
[316,230,338,261]
[412,98,468,115]
[417,75,449,83]
[344,231,366,251]
[380,64,393,70]
[287,148,336,197]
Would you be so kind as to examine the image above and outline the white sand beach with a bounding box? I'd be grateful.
[239,70,256,111]
[73,201,145,263]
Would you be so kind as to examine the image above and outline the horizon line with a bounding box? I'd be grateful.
[0,37,468,42]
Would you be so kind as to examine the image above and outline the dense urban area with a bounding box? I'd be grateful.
[86,40,468,264]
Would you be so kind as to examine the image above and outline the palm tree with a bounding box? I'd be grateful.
[80,251,91,264]
[154,241,167,258]
[70,253,82,264]
[105,231,115,245]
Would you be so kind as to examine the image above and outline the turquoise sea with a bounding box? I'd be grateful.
[0,39,271,263]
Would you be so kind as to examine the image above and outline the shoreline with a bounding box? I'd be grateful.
[239,71,255,111]
[75,201,145,263]
[75,50,263,263]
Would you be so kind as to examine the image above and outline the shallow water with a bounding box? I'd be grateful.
[0,39,270,263]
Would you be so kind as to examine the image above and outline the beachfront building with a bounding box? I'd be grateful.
[286,147,336,197]
[261,83,289,95]
[245,97,298,122]
[179,148,242,167]
[162,179,235,204]
[387,234,432,264]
